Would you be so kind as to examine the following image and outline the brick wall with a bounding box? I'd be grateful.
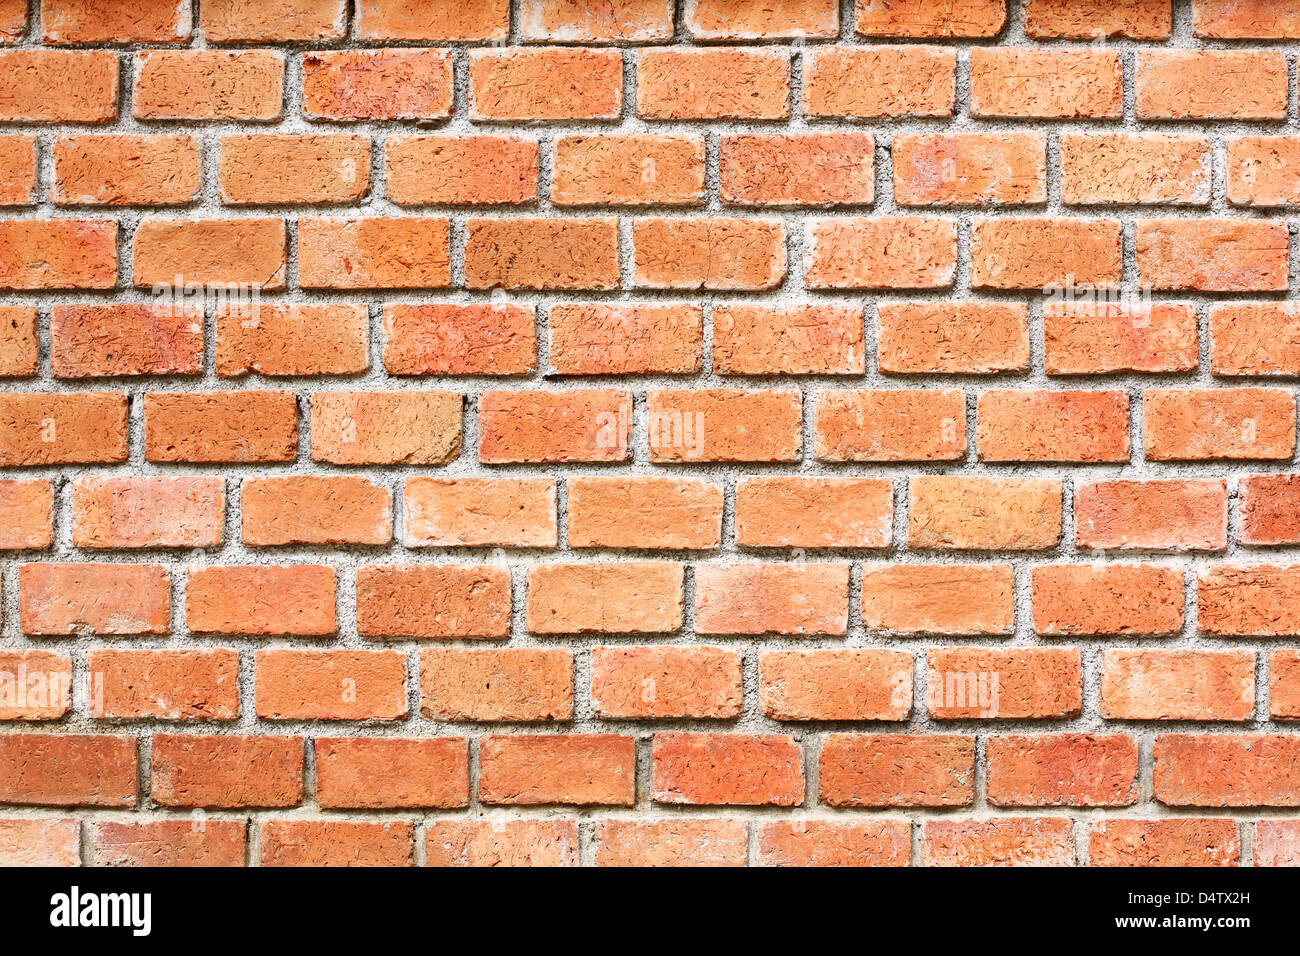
[0,0,1299,868]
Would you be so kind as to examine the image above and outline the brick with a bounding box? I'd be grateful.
[0,0,19,42]
[554,134,704,207]
[923,818,1074,867]
[526,561,683,634]
[383,304,534,376]
[646,388,801,462]
[356,564,511,639]
[315,737,467,809]
[1090,819,1239,868]
[653,733,803,806]
[1075,479,1227,552]
[470,48,621,121]
[1198,565,1300,636]
[1195,0,1300,37]
[386,134,535,204]
[132,217,285,289]
[145,391,298,463]
[0,136,36,205]
[0,305,36,375]
[878,302,1029,375]
[0,649,71,719]
[0,818,79,866]
[861,563,1015,635]
[241,476,390,547]
[1137,50,1287,120]
[202,0,347,42]
[1144,388,1296,461]
[403,478,556,548]
[522,0,672,41]
[695,562,849,636]
[713,305,864,375]
[0,219,116,289]
[254,649,406,720]
[1255,820,1300,866]
[1271,650,1300,718]
[152,734,302,808]
[1024,0,1171,39]
[87,648,240,721]
[804,46,954,118]
[465,217,618,291]
[893,132,1046,207]
[302,50,452,121]
[855,0,1004,36]
[355,0,507,40]
[218,134,368,205]
[590,645,742,719]
[1061,134,1211,206]
[92,820,246,868]
[1102,650,1255,721]
[311,390,461,465]
[479,388,628,463]
[43,0,190,43]
[260,820,412,867]
[549,304,702,375]
[1155,735,1300,807]
[757,821,911,868]
[0,479,53,549]
[298,217,449,289]
[0,734,135,807]
[479,734,635,806]
[594,820,747,867]
[1043,302,1197,375]
[0,50,117,122]
[1136,219,1289,292]
[927,647,1082,720]
[761,649,912,721]
[908,476,1062,550]
[425,820,577,867]
[50,304,202,378]
[637,47,789,120]
[687,0,837,38]
[1211,304,1300,376]
[720,133,874,207]
[20,563,169,636]
[970,49,1122,119]
[419,648,572,721]
[1240,474,1300,545]
[134,51,283,121]
[816,388,966,462]
[806,216,956,290]
[633,217,785,290]
[567,476,722,550]
[977,389,1129,463]
[987,734,1139,807]
[819,734,974,807]
[217,303,368,378]
[735,477,892,549]
[971,217,1121,290]
[186,565,336,636]
[1032,564,1183,636]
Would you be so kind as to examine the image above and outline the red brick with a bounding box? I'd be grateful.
[0,734,136,807]
[820,734,974,807]
[633,217,785,291]
[855,0,1004,36]
[970,48,1122,118]
[1137,219,1289,292]
[145,391,297,463]
[804,45,954,118]
[50,304,202,378]
[1271,650,1300,718]
[383,304,534,376]
[386,135,535,204]
[260,820,413,867]
[590,645,742,719]
[1240,474,1300,545]
[647,388,802,463]
[1155,734,1300,807]
[0,649,71,720]
[132,217,285,289]
[20,563,169,636]
[1061,133,1211,206]
[877,302,1029,375]
[736,477,893,549]
[241,476,390,546]
[593,819,747,867]
[554,134,704,207]
[298,217,449,290]
[567,476,722,550]
[1090,819,1239,867]
[978,390,1129,463]
[1144,388,1296,461]
[0,135,36,205]
[806,216,956,290]
[203,0,347,42]
[713,305,864,375]
[470,48,621,120]
[0,50,117,123]
[254,649,406,721]
[687,0,837,38]
[637,47,789,120]
[303,50,452,121]
[526,561,683,635]
[403,477,556,548]
[355,0,507,40]
[92,820,246,868]
[0,479,53,549]
[972,217,1121,290]
[1075,479,1227,552]
[465,217,618,291]
[908,476,1062,550]
[43,0,190,43]
[923,818,1074,867]
[927,647,1082,720]
[1032,564,1183,636]
[479,388,628,464]
[0,818,79,866]
[425,820,577,867]
[420,648,571,722]
[696,562,849,636]
[1195,0,1300,37]
[1103,649,1255,721]
[87,648,239,721]
[1044,302,1198,375]
[0,219,116,289]
[218,133,369,205]
[186,565,336,636]
[0,305,36,375]
[1211,304,1300,376]
[217,303,367,378]
[152,734,301,808]
[1025,0,1171,39]
[761,649,912,721]
[311,390,461,465]
[1198,565,1300,636]
[720,133,873,207]
[653,733,803,806]
[134,50,283,121]
[816,388,965,462]
[549,304,701,375]
[356,564,511,639]
[479,734,635,806]
[72,476,222,550]
[893,132,1046,206]
[316,737,467,809]
[987,734,1139,807]
[523,0,672,41]
[757,821,910,868]
[861,563,1015,635]
[1137,50,1287,120]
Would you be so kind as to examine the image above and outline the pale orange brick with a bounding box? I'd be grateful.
[0,0,19,42]
[1032,564,1184,636]
[355,0,507,40]
[53,134,199,206]
[1061,134,1211,206]
[687,0,837,38]
[0,135,35,205]
[977,389,1129,463]
[1075,479,1227,552]
[590,645,742,719]
[927,647,1082,720]
[653,733,803,806]
[425,820,577,867]
[1137,50,1287,120]
[1044,302,1198,375]
[419,648,572,721]
[260,820,412,867]
[1270,650,1300,718]
[202,0,347,42]
[804,45,954,119]
[479,734,635,806]
[1154,734,1300,807]
[186,565,336,636]
[646,388,801,463]
[479,388,628,463]
[383,304,536,376]
[855,0,1004,36]
[311,390,461,465]
[720,133,874,207]
[0,219,116,289]
[134,50,283,121]
[736,477,893,550]
[757,821,911,868]
[1102,650,1255,721]
[0,818,80,866]
[0,305,36,375]
[522,0,672,40]
[465,218,618,291]
[132,217,285,289]
[554,134,704,207]
[0,734,136,807]
[633,217,785,290]
[893,132,1046,206]
[403,477,556,548]
[0,479,52,549]
[302,49,452,121]
[255,649,406,720]
[594,820,747,867]
[923,818,1074,867]
[50,304,202,378]
[816,388,966,462]
[217,303,368,377]
[526,561,683,635]
[1240,474,1300,546]
[567,476,722,550]
[819,734,974,807]
[695,562,849,636]
[145,391,297,463]
[218,134,369,205]
[761,649,912,721]
[1025,0,1171,38]
[1195,0,1300,37]
[637,47,789,120]
[1090,819,1240,867]
[298,217,449,290]
[356,564,511,639]
[971,217,1121,290]
[878,302,1029,375]
[386,134,535,204]
[987,734,1139,807]
[0,50,118,123]
[20,563,169,636]
[1255,820,1300,866]
[87,648,240,721]
[43,0,190,43]
[241,476,391,546]
[0,649,71,719]
[909,476,1062,550]
[1211,304,1300,376]
[72,476,223,549]
[315,737,468,809]
[806,216,956,290]
[861,563,1015,635]
[970,48,1122,118]
[548,304,702,375]
[1136,219,1289,292]
[1144,388,1296,461]
[92,819,246,867]
[0,393,127,465]
[713,305,864,375]
[1198,565,1300,637]
[470,48,622,120]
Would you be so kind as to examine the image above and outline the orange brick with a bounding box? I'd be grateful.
[255,649,406,720]
[87,648,240,721]
[241,476,391,546]
[1025,0,1171,38]
[465,218,618,290]
[218,134,368,205]
[713,305,864,375]
[479,734,635,806]
[567,476,722,550]
[893,132,1046,206]
[0,734,136,807]
[355,0,507,40]
[861,563,1015,635]
[298,217,449,289]
[1155,734,1300,806]
[315,737,468,809]
[909,476,1062,550]
[54,133,199,206]
[757,821,911,868]
[687,0,837,38]
[1269,650,1300,718]
[1144,388,1296,461]
[1195,0,1300,37]
[761,649,912,721]
[145,391,298,463]
[0,649,71,720]
[820,734,974,807]
[419,648,572,721]
[548,304,702,374]
[1255,820,1300,866]
[73,476,223,549]
[470,48,621,120]
[804,46,954,118]
[1061,134,1211,206]
[1136,219,1289,292]
[383,304,535,376]
[0,305,37,375]
[403,477,556,548]
[806,216,956,290]
[927,647,1082,719]
[302,50,452,121]
[386,134,535,204]
[977,389,1129,463]
[526,561,683,635]
[633,217,785,290]
[311,390,461,465]
[0,818,80,866]
[855,0,1004,36]
[1090,819,1240,867]
[1044,302,1198,375]
[0,479,53,549]
[202,0,347,42]
[1032,564,1183,636]
[1211,303,1300,376]
[1075,479,1227,552]
[43,0,190,43]
[132,217,285,289]
[522,0,672,40]
[50,303,201,378]
[590,645,742,719]
[92,820,246,868]
[637,47,789,120]
[695,562,849,636]
[971,217,1121,290]
[878,301,1028,375]
[356,564,511,639]
[987,735,1139,807]
[554,134,704,207]
[653,733,803,806]
[0,0,19,42]
[0,393,127,465]
[1241,474,1300,545]
[479,388,628,463]
[20,563,168,636]
[0,219,116,289]
[1198,565,1300,636]
[134,50,283,121]
[594,819,747,867]
[735,477,893,549]
[1137,50,1287,120]
[260,820,412,867]
[0,135,36,205]
[0,50,117,122]
[923,818,1074,867]
[217,303,368,378]
[186,565,336,636]
[720,133,874,207]
[970,48,1122,118]
[425,820,577,867]
[647,388,801,463]
[1102,649,1255,721]
[816,388,966,462]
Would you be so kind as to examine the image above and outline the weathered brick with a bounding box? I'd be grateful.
[1043,302,1198,375]
[217,303,368,378]
[0,479,53,549]
[970,49,1122,119]
[50,304,202,378]
[54,134,200,206]
[261,820,413,867]
[590,645,742,719]
[465,218,618,291]
[92,819,246,868]
[720,133,874,207]
[470,48,622,121]
[1102,650,1255,721]
[479,734,635,806]
[861,563,1015,635]
[820,734,974,807]
[804,45,954,118]
[735,477,892,549]
[134,51,283,121]
[1144,388,1296,460]
[637,47,789,120]
[757,821,910,868]
[356,564,511,639]
[908,477,1062,550]
[806,216,956,290]
[88,648,240,721]
[311,390,461,465]
[478,389,629,463]
[298,217,449,289]
[893,132,1046,206]
[816,388,966,462]
[241,476,391,546]
[386,134,535,204]
[1074,479,1227,552]
[1240,474,1300,545]
[419,648,571,722]
[713,305,864,375]
[403,478,556,548]
[218,133,369,205]
[526,561,683,634]
[923,818,1074,867]
[145,391,298,463]
[303,50,452,121]
[594,819,747,867]
[1137,50,1286,120]
[186,565,336,636]
[1061,134,1211,206]
[652,733,803,806]
[986,734,1139,807]
[20,563,169,636]
[1090,819,1239,868]
[152,734,302,808]
[548,304,702,375]
[554,134,704,207]
[633,218,785,290]
[0,734,136,807]
[315,737,468,809]
[425,820,577,867]
[1155,735,1300,806]
[927,647,1082,720]
[971,217,1121,290]
[567,476,722,550]
[254,649,406,721]
[695,562,849,636]
[760,649,911,721]
[877,302,1029,375]
[646,389,801,463]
